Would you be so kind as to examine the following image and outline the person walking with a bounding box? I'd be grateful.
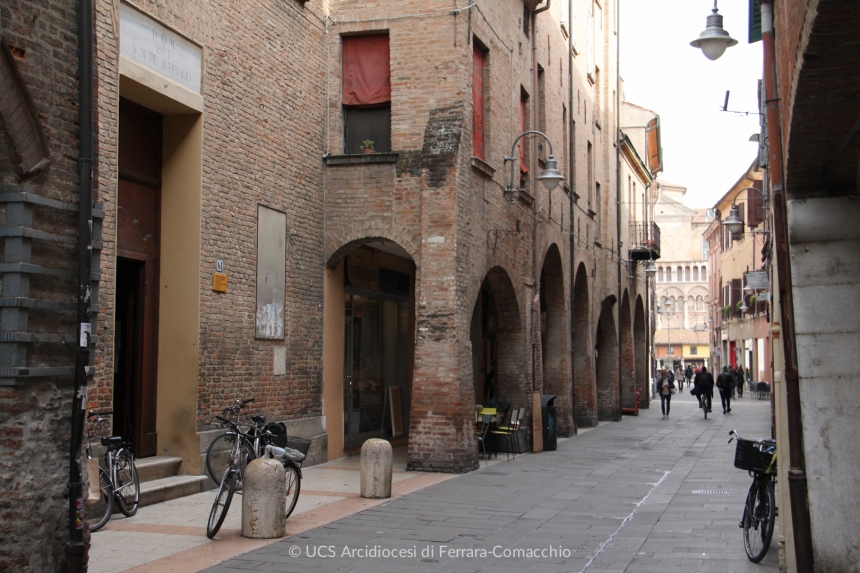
[675,365,685,393]
[685,365,693,388]
[737,367,747,398]
[692,366,714,412]
[656,369,675,419]
[716,366,734,414]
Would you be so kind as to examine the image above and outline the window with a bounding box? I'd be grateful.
[587,141,593,209]
[685,266,691,281]
[537,67,546,161]
[677,266,683,282]
[472,42,488,160]
[702,237,709,260]
[690,346,698,356]
[342,34,391,154]
[519,89,530,188]
[523,3,530,38]
[693,266,699,281]
[657,267,664,282]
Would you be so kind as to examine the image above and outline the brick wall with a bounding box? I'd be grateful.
[0,0,81,570]
[91,0,328,434]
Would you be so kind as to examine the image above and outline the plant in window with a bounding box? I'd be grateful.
[359,139,374,154]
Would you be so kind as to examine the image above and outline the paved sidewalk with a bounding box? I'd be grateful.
[202,391,779,573]
[89,447,462,573]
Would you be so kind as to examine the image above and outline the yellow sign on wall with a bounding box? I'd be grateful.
[212,273,228,292]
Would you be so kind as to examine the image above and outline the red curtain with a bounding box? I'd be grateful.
[342,35,391,107]
[472,45,485,160]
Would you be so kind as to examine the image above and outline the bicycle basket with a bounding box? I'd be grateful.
[286,436,312,457]
[734,439,776,474]
[266,422,288,448]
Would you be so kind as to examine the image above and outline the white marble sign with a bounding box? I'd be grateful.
[120,4,202,94]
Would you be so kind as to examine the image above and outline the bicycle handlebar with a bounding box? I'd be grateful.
[88,410,113,419]
[214,415,277,440]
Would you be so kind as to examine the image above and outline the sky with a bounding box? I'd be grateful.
[619,0,764,209]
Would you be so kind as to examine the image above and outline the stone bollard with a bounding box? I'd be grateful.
[242,459,286,539]
[360,438,392,499]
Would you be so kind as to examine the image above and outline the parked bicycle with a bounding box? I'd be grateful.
[729,429,777,562]
[84,411,140,532]
[206,413,309,538]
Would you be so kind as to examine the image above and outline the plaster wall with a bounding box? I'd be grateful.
[788,196,860,570]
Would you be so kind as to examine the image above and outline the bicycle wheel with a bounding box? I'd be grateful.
[114,449,140,517]
[284,463,301,519]
[207,468,237,539]
[88,467,114,532]
[743,477,776,562]
[207,434,255,486]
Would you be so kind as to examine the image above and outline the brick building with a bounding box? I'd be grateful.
[694,2,860,570]
[87,0,329,491]
[320,0,654,472]
[1,0,85,570]
[2,0,658,567]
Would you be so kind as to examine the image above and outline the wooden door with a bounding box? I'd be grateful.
[114,98,161,457]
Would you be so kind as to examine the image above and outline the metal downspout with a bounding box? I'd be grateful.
[759,1,814,569]
[567,0,577,434]
[615,0,622,420]
[68,0,93,571]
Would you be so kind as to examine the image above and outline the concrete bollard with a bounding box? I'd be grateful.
[360,438,392,499]
[242,459,286,539]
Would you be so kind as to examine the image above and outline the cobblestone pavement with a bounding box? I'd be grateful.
[201,391,779,573]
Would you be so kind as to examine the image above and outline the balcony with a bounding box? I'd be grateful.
[628,221,661,261]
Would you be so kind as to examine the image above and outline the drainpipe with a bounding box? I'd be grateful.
[67,0,93,571]
[615,0,622,421]
[759,1,814,570]
[567,0,577,434]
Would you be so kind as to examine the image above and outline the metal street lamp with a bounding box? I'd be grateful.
[690,1,738,61]
[644,259,657,278]
[504,130,566,203]
[722,186,768,239]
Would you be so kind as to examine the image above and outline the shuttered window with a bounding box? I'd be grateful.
[472,43,487,160]
[342,34,391,154]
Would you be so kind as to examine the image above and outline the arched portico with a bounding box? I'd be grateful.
[634,295,648,408]
[322,239,416,460]
[619,291,635,412]
[572,263,596,427]
[540,245,571,436]
[595,299,619,421]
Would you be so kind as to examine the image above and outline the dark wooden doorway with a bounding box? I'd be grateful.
[114,98,161,457]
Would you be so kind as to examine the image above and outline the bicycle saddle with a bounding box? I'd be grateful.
[101,436,124,447]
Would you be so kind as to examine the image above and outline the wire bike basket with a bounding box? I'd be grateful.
[734,439,776,474]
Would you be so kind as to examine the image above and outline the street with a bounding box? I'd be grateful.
[90,388,778,573]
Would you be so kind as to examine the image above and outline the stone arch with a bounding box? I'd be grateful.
[685,266,691,281]
[634,295,648,408]
[540,244,571,436]
[326,232,419,268]
[323,236,417,462]
[619,290,636,411]
[657,266,664,282]
[470,266,528,430]
[693,266,699,281]
[573,263,596,427]
[595,299,619,421]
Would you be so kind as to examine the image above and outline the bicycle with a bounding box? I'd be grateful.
[696,390,712,419]
[206,415,309,538]
[84,411,141,531]
[729,429,777,562]
[205,398,289,484]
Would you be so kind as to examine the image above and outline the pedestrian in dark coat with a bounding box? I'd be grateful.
[685,365,693,388]
[735,367,745,398]
[692,366,714,412]
[716,366,734,413]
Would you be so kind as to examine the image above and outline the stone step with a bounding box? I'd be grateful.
[134,456,182,483]
[139,474,207,507]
